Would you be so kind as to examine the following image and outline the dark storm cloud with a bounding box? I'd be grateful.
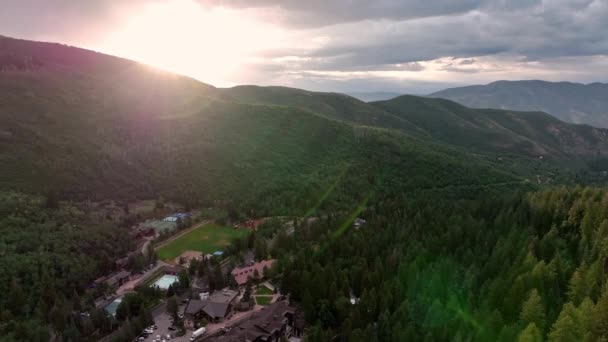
[199,0,486,27]
[264,0,608,73]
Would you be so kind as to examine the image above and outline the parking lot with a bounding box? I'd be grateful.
[142,303,190,342]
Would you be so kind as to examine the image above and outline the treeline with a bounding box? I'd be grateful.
[272,187,608,341]
[0,192,133,341]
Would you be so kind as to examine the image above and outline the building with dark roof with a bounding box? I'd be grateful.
[210,301,304,342]
[162,265,184,275]
[97,270,131,288]
[184,289,239,329]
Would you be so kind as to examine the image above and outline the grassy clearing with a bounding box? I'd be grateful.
[255,296,273,306]
[156,223,250,260]
[255,285,273,295]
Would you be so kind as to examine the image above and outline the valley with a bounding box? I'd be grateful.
[2,34,608,342]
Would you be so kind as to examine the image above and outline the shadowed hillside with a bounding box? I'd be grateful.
[372,95,608,163]
[0,35,522,214]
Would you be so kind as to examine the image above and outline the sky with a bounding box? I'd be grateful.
[1,0,607,94]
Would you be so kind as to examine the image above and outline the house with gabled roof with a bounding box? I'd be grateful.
[231,259,275,286]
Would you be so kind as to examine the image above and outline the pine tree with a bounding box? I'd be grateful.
[518,323,542,342]
[548,302,583,342]
[520,289,545,330]
[167,296,179,323]
[594,285,608,338]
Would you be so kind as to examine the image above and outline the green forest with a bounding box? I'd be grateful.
[3,35,608,342]
[271,187,608,341]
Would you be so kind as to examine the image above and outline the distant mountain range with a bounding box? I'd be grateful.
[430,80,608,128]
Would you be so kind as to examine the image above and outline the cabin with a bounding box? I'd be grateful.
[184,289,239,329]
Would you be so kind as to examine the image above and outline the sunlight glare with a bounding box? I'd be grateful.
[97,0,284,86]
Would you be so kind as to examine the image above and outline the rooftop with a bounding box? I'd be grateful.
[184,289,238,319]
[210,301,297,342]
[231,259,275,286]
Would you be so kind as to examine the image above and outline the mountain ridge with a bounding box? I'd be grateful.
[0,34,525,211]
[430,80,608,128]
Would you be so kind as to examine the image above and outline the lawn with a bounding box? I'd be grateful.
[255,296,273,306]
[255,285,273,295]
[156,223,250,260]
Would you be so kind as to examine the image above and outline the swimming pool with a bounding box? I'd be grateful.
[104,298,122,317]
[152,274,179,289]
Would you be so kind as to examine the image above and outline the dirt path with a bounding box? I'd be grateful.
[154,219,211,250]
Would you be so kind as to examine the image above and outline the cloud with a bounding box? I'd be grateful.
[0,0,147,44]
[1,0,607,93]
[198,0,484,27]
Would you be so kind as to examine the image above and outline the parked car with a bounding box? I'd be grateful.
[166,334,172,340]
[168,326,176,331]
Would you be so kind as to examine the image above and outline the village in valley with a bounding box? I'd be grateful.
[89,199,309,342]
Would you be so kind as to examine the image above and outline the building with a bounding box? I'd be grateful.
[184,289,239,329]
[210,301,304,342]
[163,213,191,222]
[231,260,275,286]
[162,265,184,275]
[94,271,131,289]
[353,218,367,229]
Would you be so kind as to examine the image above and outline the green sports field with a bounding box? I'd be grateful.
[156,223,250,260]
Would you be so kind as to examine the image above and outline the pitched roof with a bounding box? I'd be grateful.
[202,301,230,319]
[185,299,207,315]
[231,260,275,286]
[210,301,296,342]
[185,300,231,319]
[185,289,238,319]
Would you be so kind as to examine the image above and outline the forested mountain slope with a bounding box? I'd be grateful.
[430,80,608,128]
[221,85,423,134]
[0,35,519,214]
[4,35,608,342]
[372,95,608,163]
[277,187,608,341]
[224,85,608,178]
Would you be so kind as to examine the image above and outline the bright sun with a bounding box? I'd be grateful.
[96,0,283,86]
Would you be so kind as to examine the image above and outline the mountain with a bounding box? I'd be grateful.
[224,85,608,176]
[4,35,608,342]
[346,91,401,102]
[0,35,521,214]
[430,80,608,128]
[372,95,608,163]
[221,85,423,134]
